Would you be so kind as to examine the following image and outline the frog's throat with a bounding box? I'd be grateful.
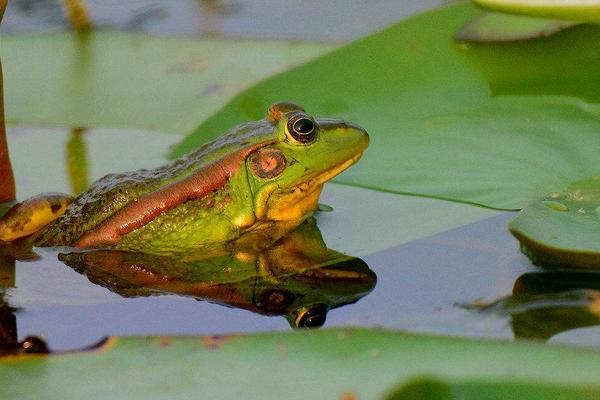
[73,140,277,249]
[262,152,364,223]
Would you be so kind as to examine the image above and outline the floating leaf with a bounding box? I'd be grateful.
[4,329,600,399]
[474,0,600,23]
[385,377,600,400]
[3,32,333,133]
[5,128,499,259]
[174,4,600,210]
[456,12,580,43]
[509,175,600,269]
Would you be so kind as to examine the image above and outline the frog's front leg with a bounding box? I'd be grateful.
[0,193,72,242]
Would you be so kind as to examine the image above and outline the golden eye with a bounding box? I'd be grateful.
[286,114,316,143]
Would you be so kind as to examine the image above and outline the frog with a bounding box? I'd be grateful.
[0,102,369,255]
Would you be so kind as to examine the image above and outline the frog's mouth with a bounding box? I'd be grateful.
[292,151,364,194]
[261,151,364,223]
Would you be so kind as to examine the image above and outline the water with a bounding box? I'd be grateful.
[3,1,600,354]
[2,0,445,41]
[2,211,511,351]
[3,125,600,351]
[11,207,600,352]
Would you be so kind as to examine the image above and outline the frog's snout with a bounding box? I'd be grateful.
[318,119,369,152]
[343,121,369,151]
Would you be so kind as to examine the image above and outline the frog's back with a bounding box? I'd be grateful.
[36,120,275,247]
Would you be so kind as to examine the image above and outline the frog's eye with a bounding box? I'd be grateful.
[286,114,316,144]
[292,304,327,328]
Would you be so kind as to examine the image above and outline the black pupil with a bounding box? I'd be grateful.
[293,118,314,135]
[300,314,326,328]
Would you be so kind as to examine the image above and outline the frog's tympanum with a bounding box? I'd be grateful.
[0,103,368,254]
[58,218,377,328]
[468,271,600,341]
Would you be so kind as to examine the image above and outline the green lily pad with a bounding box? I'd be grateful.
[2,32,333,133]
[4,328,600,399]
[509,175,600,269]
[474,0,600,23]
[385,377,600,400]
[456,12,580,43]
[174,4,600,210]
[5,127,498,258]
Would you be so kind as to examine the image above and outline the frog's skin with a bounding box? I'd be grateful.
[0,103,368,254]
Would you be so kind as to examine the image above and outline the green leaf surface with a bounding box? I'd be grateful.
[4,328,600,400]
[2,32,333,133]
[318,184,498,256]
[456,12,580,43]
[386,377,600,400]
[5,128,498,259]
[474,0,600,23]
[509,175,600,269]
[174,4,600,210]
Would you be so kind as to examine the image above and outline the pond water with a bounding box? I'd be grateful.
[3,1,600,354]
[2,0,445,40]
[3,128,600,352]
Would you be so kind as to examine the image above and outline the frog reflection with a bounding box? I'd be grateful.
[471,271,600,341]
[58,218,376,328]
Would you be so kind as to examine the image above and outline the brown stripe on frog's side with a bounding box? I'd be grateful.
[73,140,277,249]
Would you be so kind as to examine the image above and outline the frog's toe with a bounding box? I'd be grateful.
[0,193,72,242]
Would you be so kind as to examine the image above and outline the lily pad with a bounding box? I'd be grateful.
[174,4,600,210]
[2,32,333,133]
[386,377,600,400]
[473,0,600,23]
[4,328,600,400]
[456,12,580,43]
[509,175,600,269]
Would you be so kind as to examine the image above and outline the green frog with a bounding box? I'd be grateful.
[0,103,368,255]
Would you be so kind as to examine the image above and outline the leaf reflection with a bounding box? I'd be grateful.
[471,271,600,341]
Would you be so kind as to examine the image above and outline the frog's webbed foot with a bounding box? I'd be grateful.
[0,193,72,242]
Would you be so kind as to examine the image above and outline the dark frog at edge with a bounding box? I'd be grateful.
[0,103,369,254]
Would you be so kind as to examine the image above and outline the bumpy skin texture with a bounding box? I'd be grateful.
[36,120,275,250]
[34,103,369,254]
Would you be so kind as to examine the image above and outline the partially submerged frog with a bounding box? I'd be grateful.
[0,103,368,254]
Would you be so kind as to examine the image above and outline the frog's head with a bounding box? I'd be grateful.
[246,102,369,223]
